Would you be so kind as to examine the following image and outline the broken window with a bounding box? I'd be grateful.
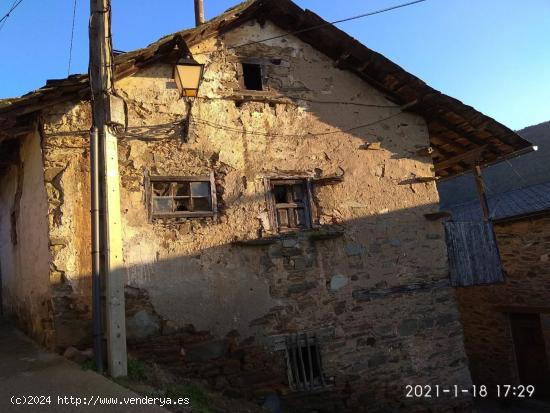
[266,179,314,232]
[241,62,263,91]
[149,173,216,218]
[285,332,327,391]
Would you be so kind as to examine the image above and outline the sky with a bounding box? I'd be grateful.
[0,0,549,130]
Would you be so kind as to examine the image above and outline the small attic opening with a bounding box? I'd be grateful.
[242,63,263,90]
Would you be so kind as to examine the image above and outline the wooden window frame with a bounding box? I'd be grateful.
[147,172,217,219]
[264,177,319,233]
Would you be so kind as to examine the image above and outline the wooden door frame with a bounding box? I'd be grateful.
[507,311,550,392]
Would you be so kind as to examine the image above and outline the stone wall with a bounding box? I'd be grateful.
[456,215,550,388]
[0,131,52,346]
[37,20,472,411]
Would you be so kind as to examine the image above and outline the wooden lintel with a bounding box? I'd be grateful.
[312,174,344,185]
[424,211,452,221]
[493,305,550,314]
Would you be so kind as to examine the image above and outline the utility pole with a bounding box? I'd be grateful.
[194,0,205,26]
[473,165,490,221]
[89,0,128,377]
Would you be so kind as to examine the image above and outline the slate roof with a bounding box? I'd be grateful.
[0,0,534,177]
[446,181,550,222]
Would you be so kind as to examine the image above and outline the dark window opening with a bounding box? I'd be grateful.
[269,179,311,231]
[242,63,263,90]
[150,175,216,218]
[285,332,327,391]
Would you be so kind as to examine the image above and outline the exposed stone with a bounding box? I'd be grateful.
[127,309,161,341]
[185,339,230,362]
[368,353,388,368]
[287,282,316,294]
[63,346,91,364]
[344,243,363,256]
[281,238,297,248]
[399,319,418,336]
[456,215,550,389]
[389,238,401,247]
[0,15,472,413]
[329,274,348,291]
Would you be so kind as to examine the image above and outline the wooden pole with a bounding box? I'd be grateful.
[473,165,490,221]
[89,0,128,378]
[194,0,205,26]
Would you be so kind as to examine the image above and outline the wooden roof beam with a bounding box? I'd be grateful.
[427,115,508,155]
[434,145,488,172]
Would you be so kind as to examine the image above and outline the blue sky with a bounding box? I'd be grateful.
[0,0,548,130]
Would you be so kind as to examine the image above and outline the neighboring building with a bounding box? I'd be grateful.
[440,121,550,401]
[444,182,550,401]
[0,0,533,411]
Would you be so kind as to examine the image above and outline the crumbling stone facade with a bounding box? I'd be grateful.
[0,131,51,343]
[456,215,550,394]
[1,19,473,412]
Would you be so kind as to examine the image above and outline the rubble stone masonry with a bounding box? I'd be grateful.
[456,215,550,390]
[30,20,472,411]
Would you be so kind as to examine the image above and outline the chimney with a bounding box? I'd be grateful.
[194,0,205,26]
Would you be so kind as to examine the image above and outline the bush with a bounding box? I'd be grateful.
[127,358,147,381]
[166,383,211,413]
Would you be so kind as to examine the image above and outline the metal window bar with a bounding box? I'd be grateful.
[285,332,325,391]
[313,332,326,387]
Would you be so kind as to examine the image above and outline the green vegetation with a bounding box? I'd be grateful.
[127,357,147,381]
[80,358,96,371]
[166,383,211,413]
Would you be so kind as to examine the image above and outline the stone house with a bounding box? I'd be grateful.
[0,0,533,411]
[440,121,550,402]
[445,181,550,401]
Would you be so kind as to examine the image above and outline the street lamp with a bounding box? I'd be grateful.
[174,55,204,98]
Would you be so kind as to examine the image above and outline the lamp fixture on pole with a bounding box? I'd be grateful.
[173,36,204,98]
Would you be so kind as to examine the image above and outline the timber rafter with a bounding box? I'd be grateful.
[0,0,532,177]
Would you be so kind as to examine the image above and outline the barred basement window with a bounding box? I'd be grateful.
[285,332,327,391]
[266,178,314,232]
[149,173,216,218]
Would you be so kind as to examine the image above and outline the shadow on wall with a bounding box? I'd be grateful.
[54,198,448,341]
[4,52,471,410]
[45,198,471,411]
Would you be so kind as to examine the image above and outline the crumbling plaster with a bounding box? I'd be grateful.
[0,131,51,344]
[37,20,471,409]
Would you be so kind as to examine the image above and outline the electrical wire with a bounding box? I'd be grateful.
[188,109,403,139]
[67,0,78,75]
[193,0,428,56]
[0,0,23,32]
[194,95,398,109]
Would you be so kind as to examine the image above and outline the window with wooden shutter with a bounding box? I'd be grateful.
[267,179,312,232]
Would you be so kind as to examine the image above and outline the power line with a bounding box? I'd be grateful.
[193,95,398,109]
[189,109,404,139]
[0,0,24,32]
[194,0,428,56]
[67,0,78,75]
